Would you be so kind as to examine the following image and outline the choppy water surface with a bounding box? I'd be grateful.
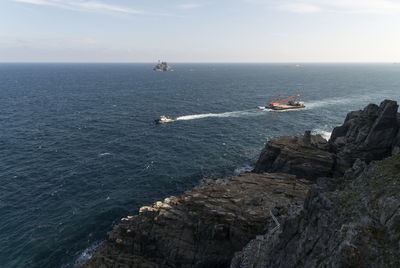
[0,63,399,267]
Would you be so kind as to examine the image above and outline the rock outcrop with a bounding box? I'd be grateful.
[83,173,311,268]
[329,100,399,166]
[254,100,400,178]
[231,153,400,268]
[253,133,337,180]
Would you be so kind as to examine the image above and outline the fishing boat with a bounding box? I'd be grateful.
[155,115,175,124]
[265,94,305,110]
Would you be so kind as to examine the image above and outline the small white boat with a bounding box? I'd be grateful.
[155,115,175,124]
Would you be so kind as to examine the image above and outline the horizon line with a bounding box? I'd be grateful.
[1,61,399,64]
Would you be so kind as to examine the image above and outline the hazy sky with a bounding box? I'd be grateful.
[1,0,400,62]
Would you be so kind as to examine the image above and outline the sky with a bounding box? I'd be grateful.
[1,0,400,62]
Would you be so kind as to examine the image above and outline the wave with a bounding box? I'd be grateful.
[233,165,253,176]
[74,241,101,266]
[312,128,332,140]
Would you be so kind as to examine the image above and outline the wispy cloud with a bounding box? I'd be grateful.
[0,36,99,49]
[178,3,201,10]
[279,3,321,13]
[13,0,144,15]
[318,0,400,14]
[246,0,400,14]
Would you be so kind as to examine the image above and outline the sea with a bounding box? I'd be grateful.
[0,63,399,267]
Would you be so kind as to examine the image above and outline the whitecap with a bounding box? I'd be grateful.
[233,165,253,176]
[312,128,332,141]
[74,241,101,266]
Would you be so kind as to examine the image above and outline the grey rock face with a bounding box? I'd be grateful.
[330,100,399,165]
[232,153,400,268]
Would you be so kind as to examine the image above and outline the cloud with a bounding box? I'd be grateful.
[13,0,144,15]
[318,0,400,14]
[178,3,201,10]
[279,3,321,13]
[246,0,400,14]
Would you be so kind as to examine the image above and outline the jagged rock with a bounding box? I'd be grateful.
[83,173,311,268]
[231,153,400,268]
[330,100,399,166]
[253,132,336,180]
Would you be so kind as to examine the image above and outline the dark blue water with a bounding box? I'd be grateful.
[0,63,399,267]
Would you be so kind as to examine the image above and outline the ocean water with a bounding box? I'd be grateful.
[0,63,399,267]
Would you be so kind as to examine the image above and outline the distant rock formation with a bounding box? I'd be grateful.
[153,61,172,72]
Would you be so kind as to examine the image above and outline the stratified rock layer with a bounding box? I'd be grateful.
[83,173,311,268]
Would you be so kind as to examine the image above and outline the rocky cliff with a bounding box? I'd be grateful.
[231,153,400,268]
[83,173,311,267]
[254,99,400,178]
[232,100,400,268]
[83,100,400,268]
[329,100,399,167]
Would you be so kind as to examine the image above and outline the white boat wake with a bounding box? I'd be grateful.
[175,109,262,121]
